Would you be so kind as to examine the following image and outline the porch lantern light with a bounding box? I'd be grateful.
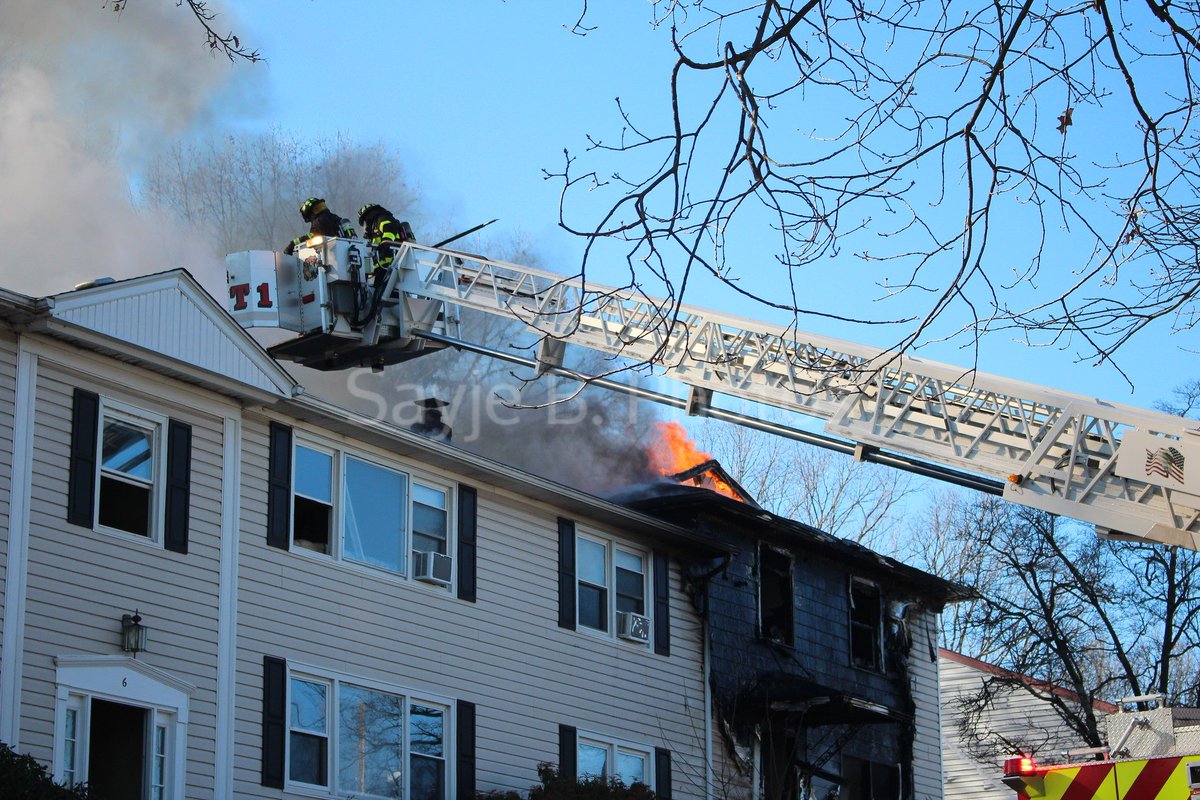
[121,610,148,654]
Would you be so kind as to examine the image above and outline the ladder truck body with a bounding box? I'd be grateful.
[226,237,1200,550]
[1002,698,1200,800]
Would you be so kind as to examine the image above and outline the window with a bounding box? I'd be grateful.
[849,579,883,670]
[759,545,794,645]
[577,736,652,787]
[94,403,168,538]
[291,440,453,585]
[840,755,901,800]
[287,669,449,800]
[576,533,648,640]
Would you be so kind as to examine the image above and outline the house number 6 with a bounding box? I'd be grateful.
[122,678,127,687]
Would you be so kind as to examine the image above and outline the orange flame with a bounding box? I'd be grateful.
[649,421,744,502]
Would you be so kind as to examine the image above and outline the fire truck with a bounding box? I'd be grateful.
[1002,696,1200,799]
[226,235,1200,551]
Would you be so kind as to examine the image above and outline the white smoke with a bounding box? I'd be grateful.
[0,1,259,297]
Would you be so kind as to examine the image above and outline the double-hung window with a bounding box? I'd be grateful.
[291,440,452,585]
[69,389,193,552]
[577,735,653,787]
[576,533,648,642]
[288,671,449,799]
[97,408,161,537]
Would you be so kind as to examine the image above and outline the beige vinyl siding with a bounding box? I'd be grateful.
[233,412,710,798]
[908,611,942,800]
[20,356,228,797]
[939,652,1101,800]
[0,332,18,663]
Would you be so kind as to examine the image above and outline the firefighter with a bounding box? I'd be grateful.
[358,203,415,272]
[284,197,357,255]
[410,397,452,442]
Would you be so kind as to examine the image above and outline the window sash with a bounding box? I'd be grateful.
[292,439,454,583]
[95,406,164,538]
[289,678,331,787]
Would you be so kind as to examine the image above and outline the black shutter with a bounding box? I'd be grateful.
[655,748,673,799]
[457,485,477,602]
[557,518,576,630]
[262,655,286,788]
[558,724,577,781]
[67,389,100,527]
[456,699,476,797]
[653,551,671,657]
[267,422,292,549]
[164,419,192,554]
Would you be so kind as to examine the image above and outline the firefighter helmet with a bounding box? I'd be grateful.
[358,203,389,228]
[299,197,326,222]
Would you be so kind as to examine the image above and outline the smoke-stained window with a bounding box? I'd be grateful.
[849,579,883,670]
[758,545,794,645]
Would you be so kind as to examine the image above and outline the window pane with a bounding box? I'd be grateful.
[578,584,607,631]
[616,567,645,614]
[412,483,446,510]
[617,750,647,786]
[294,495,332,553]
[291,679,328,734]
[102,418,154,480]
[409,704,444,757]
[290,731,328,785]
[343,457,407,573]
[98,476,151,536]
[294,446,333,502]
[410,753,445,800]
[339,685,404,797]
[577,538,607,586]
[578,742,608,779]
[412,501,447,554]
[615,549,643,573]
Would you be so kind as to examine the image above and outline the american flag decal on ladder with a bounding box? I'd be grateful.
[1145,447,1186,484]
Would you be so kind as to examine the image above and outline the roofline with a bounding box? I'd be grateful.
[41,268,298,400]
[284,392,733,555]
[939,648,1121,713]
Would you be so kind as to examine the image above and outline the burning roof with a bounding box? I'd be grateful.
[648,421,758,506]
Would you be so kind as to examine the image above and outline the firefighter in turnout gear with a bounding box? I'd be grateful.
[358,203,415,271]
[284,197,357,255]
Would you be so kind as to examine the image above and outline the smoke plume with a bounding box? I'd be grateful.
[0,2,257,297]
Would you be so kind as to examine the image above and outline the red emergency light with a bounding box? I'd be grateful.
[1003,755,1037,776]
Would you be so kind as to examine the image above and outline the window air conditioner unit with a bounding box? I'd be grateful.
[413,551,453,586]
[617,611,650,643]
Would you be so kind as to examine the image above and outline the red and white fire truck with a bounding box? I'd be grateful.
[1003,696,1200,799]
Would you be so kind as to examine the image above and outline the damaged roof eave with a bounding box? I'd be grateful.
[285,392,734,556]
[630,492,975,606]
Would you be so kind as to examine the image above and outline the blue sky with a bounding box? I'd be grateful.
[220,3,1193,410]
[0,2,1189,413]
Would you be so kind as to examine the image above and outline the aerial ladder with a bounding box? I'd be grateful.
[226,236,1200,550]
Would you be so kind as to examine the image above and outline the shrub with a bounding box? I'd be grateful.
[0,742,92,798]
[477,762,657,800]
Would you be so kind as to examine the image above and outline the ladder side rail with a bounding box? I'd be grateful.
[393,245,1200,546]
